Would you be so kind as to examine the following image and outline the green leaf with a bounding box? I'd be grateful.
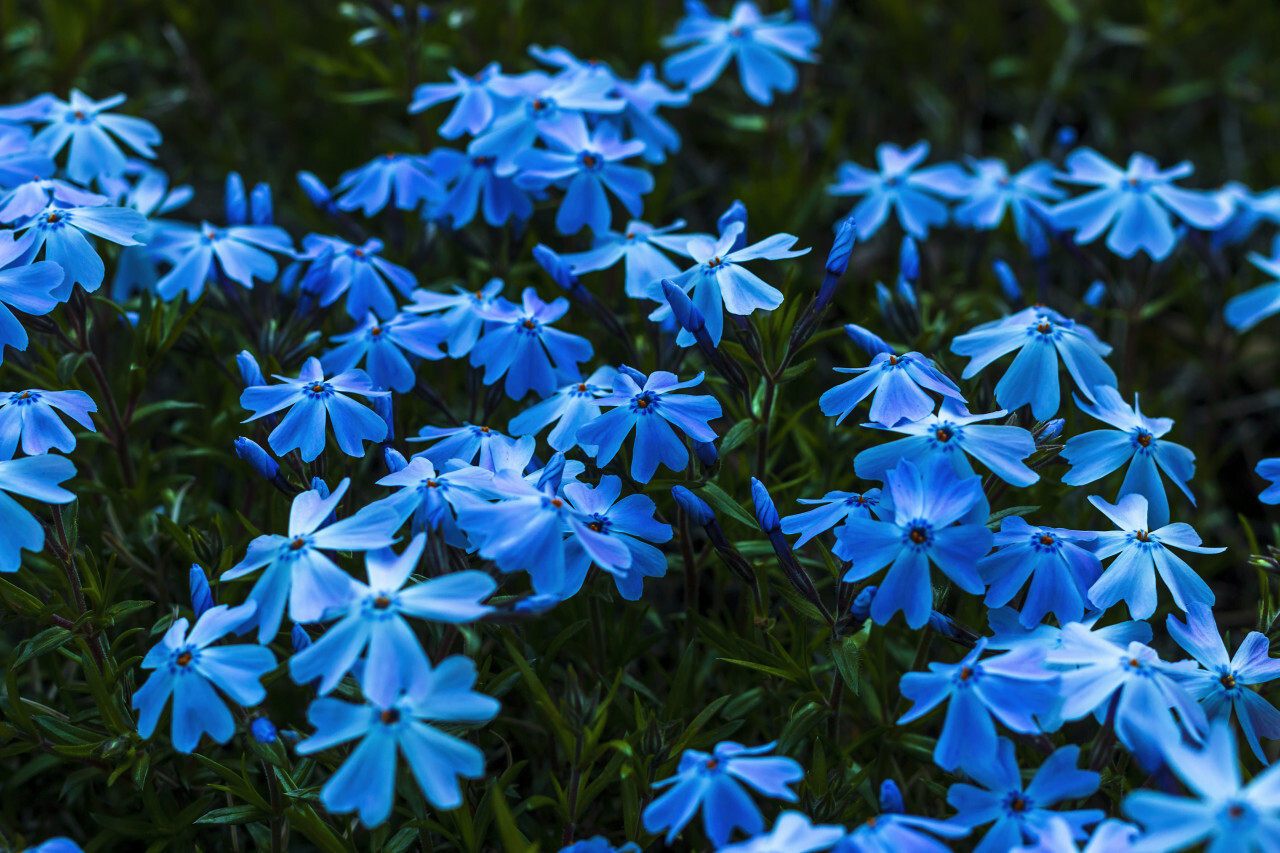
[14,626,74,666]
[697,481,757,529]
[719,420,758,455]
[987,505,1038,529]
[777,358,815,383]
[195,805,268,825]
[830,635,861,695]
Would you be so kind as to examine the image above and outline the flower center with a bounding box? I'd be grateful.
[934,427,953,443]
[549,497,563,508]
[1039,534,1054,546]
[908,525,929,544]
[73,110,86,120]
[887,355,899,365]
[1009,795,1027,812]
[1129,657,1141,668]
[1135,530,1150,542]
[176,651,193,667]
[1136,431,1152,447]
[373,595,392,610]
[479,426,490,433]
[353,248,365,258]
[290,536,307,551]
[1036,321,1052,334]
[472,156,494,167]
[577,383,588,392]
[522,319,538,330]
[1228,803,1246,819]
[17,391,30,400]
[581,153,599,169]
[958,666,973,681]
[46,211,60,224]
[1221,673,1237,689]
[588,521,604,532]
[310,383,326,393]
[380,709,400,724]
[705,759,719,770]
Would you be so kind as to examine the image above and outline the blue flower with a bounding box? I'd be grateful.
[604,63,689,164]
[1085,493,1221,620]
[409,63,507,138]
[720,812,844,853]
[467,73,625,176]
[152,220,293,302]
[642,740,804,846]
[649,220,810,346]
[0,389,95,458]
[854,400,1039,488]
[781,487,885,548]
[321,311,446,393]
[290,533,494,704]
[296,655,499,827]
[11,203,147,299]
[1167,603,1280,764]
[1060,385,1195,528]
[1210,181,1280,248]
[370,455,494,545]
[1009,817,1140,853]
[950,306,1116,420]
[469,287,593,400]
[405,278,504,357]
[240,357,389,462]
[334,153,442,216]
[560,219,702,299]
[0,171,104,224]
[508,365,618,452]
[1050,149,1232,260]
[899,638,1060,772]
[513,114,653,235]
[28,90,161,183]
[576,368,721,483]
[132,602,274,753]
[1122,721,1280,852]
[662,1,819,105]
[1225,238,1280,332]
[0,260,63,361]
[836,458,992,628]
[98,159,192,217]
[221,478,399,641]
[832,780,969,853]
[979,517,1102,629]
[1258,458,1280,504]
[0,454,77,573]
[560,475,672,600]
[829,142,974,239]
[21,837,86,853]
[820,351,965,427]
[424,149,536,227]
[300,235,417,319]
[0,123,54,187]
[946,739,1103,853]
[953,159,1064,258]
[1049,622,1206,769]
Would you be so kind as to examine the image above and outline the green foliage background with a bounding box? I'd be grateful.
[2,0,1280,850]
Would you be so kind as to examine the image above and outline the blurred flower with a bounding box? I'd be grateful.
[829,142,973,239]
[334,152,441,215]
[299,235,417,320]
[153,220,293,302]
[28,90,161,183]
[720,812,844,853]
[953,159,1063,258]
[409,62,507,138]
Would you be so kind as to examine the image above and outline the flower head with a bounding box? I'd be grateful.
[468,287,593,400]
[560,475,672,600]
[425,148,537,227]
[979,517,1103,628]
[321,311,446,393]
[953,159,1064,257]
[508,365,618,452]
[0,454,77,572]
[829,142,974,239]
[11,203,147,299]
[0,388,95,458]
[28,90,160,183]
[820,351,964,427]
[153,220,293,302]
[781,487,885,548]
[300,235,418,320]
[334,152,442,216]
[559,219,702,299]
[405,278,504,357]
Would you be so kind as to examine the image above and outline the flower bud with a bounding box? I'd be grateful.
[994,260,1021,304]
[899,236,919,283]
[694,440,718,467]
[225,172,247,225]
[384,447,408,473]
[750,477,781,533]
[250,183,273,226]
[671,486,715,526]
[618,364,648,385]
[533,243,578,293]
[662,279,704,334]
[825,216,857,277]
[843,323,893,358]
[1084,279,1106,308]
[851,585,877,621]
[189,564,214,618]
[291,624,312,653]
[250,717,278,743]
[235,436,280,482]
[236,351,265,388]
[373,393,394,442]
[297,170,334,210]
[1055,126,1078,148]
[879,780,905,814]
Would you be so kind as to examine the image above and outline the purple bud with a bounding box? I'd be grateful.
[235,437,280,483]
[618,364,648,385]
[825,216,857,277]
[927,610,963,640]
[373,393,394,442]
[851,585,877,621]
[750,478,781,533]
[250,183,273,226]
[384,447,408,473]
[533,243,578,293]
[1055,126,1078,148]
[994,260,1021,304]
[694,440,718,467]
[250,717,278,743]
[1039,418,1065,442]
[1084,279,1106,308]
[899,236,919,282]
[879,780,905,815]
[875,281,893,316]
[188,565,214,617]
[291,624,312,653]
[297,171,334,209]
[843,324,893,358]
[236,351,265,388]
[895,277,917,309]
[718,200,748,252]
[662,279,705,334]
[672,486,715,526]
[225,172,247,225]
[311,477,330,499]
[300,247,335,297]
[537,453,566,494]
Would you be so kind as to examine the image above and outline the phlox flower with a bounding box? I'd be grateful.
[559,219,701,299]
[425,149,536,228]
[828,142,974,239]
[409,63,508,138]
[661,1,819,105]
[950,305,1115,420]
[300,235,417,320]
[508,365,618,452]
[221,478,399,641]
[0,260,64,361]
[97,159,192,217]
[836,458,992,629]
[953,159,1064,258]
[720,812,843,853]
[575,368,721,483]
[240,357,388,462]
[559,475,672,601]
[1122,721,1280,852]
[405,278,503,357]
[0,389,95,458]
[289,533,494,704]
[1210,181,1280,248]
[469,287,593,400]
[854,399,1039,488]
[832,780,969,853]
[558,838,640,853]
[979,517,1103,629]
[1009,817,1139,853]
[153,220,293,302]
[132,602,274,753]
[820,351,964,427]
[1060,385,1195,528]
[1226,237,1280,332]
[899,639,1060,772]
[28,90,161,183]
[641,740,804,846]
[984,605,1153,654]
[946,739,1103,853]
[1167,603,1280,764]
[334,153,441,216]
[296,656,498,827]
[10,203,147,298]
[0,454,77,573]
[1050,149,1232,260]
[369,455,493,545]
[321,311,446,393]
[649,220,810,346]
[406,422,518,472]
[781,487,885,548]
[0,167,103,223]
[1085,493,1221,620]
[0,124,54,190]
[1258,458,1280,504]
